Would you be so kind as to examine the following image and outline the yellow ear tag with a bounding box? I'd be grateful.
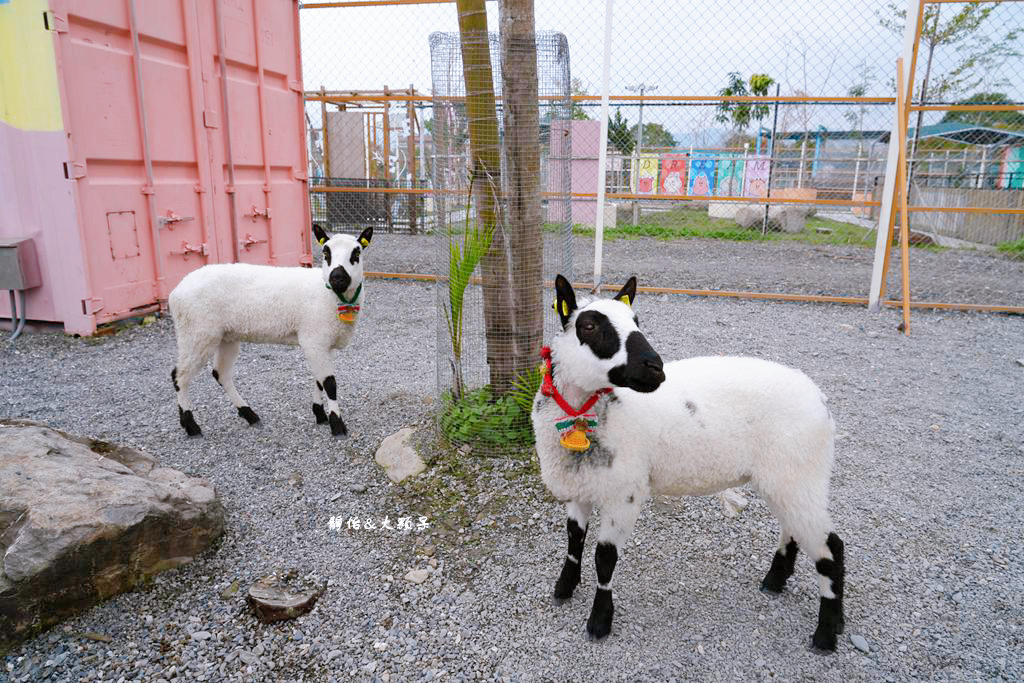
[560,300,568,317]
[618,295,632,307]
[317,237,327,246]
[359,237,370,248]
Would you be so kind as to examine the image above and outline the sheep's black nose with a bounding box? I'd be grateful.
[644,358,665,383]
[329,267,351,295]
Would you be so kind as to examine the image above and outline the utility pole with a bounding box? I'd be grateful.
[626,83,658,225]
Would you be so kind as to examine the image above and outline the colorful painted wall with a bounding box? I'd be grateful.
[0,0,92,333]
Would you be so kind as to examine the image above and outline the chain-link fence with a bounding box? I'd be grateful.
[299,0,1023,445]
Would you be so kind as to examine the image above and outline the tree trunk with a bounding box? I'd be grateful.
[455,0,515,394]
[499,0,543,380]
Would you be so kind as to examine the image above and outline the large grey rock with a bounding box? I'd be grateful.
[374,427,425,483]
[766,206,807,233]
[734,205,764,230]
[0,420,224,653]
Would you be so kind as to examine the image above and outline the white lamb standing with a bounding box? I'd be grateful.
[533,274,845,652]
[168,224,372,437]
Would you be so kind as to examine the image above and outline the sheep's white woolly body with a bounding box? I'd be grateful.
[534,354,834,506]
[169,227,371,437]
[534,275,845,651]
[170,264,359,349]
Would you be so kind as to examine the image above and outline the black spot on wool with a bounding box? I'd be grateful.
[212,369,220,384]
[322,245,331,265]
[171,367,179,392]
[312,403,328,424]
[575,311,620,359]
[350,246,361,265]
[686,401,698,416]
[316,381,323,392]
[323,376,337,401]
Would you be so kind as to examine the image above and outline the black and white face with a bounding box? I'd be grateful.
[551,274,665,393]
[313,224,372,298]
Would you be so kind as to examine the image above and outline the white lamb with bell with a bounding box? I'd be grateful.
[533,274,846,652]
[168,224,372,437]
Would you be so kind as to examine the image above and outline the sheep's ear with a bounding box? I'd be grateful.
[553,274,577,328]
[312,222,330,246]
[357,226,373,249]
[612,276,637,308]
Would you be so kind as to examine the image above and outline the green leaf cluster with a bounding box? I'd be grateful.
[440,386,534,450]
[715,72,776,131]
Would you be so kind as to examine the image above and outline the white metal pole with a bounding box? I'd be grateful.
[867,0,921,312]
[593,0,614,291]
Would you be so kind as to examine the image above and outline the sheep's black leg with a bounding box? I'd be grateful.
[586,542,617,640]
[212,340,260,426]
[811,532,845,652]
[586,498,641,641]
[303,347,347,436]
[312,381,328,424]
[322,375,347,436]
[761,536,799,593]
[554,501,591,603]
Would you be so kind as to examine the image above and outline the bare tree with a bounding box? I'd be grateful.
[455,0,514,394]
[499,0,544,381]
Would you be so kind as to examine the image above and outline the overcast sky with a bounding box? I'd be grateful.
[300,0,1022,141]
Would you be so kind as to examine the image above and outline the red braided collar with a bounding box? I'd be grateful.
[540,346,612,417]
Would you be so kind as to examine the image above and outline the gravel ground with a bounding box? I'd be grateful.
[1,235,1022,683]
[369,231,1024,307]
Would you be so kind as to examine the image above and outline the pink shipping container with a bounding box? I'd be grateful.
[0,0,310,336]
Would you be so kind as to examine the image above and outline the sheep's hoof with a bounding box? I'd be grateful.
[237,406,260,425]
[178,408,202,437]
[810,628,838,653]
[329,413,347,437]
[585,592,614,641]
[312,403,328,424]
[553,570,581,603]
[759,579,785,594]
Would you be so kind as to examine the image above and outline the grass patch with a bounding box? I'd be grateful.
[997,236,1024,258]
[549,206,943,250]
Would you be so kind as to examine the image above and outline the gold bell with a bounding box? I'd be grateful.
[560,427,590,452]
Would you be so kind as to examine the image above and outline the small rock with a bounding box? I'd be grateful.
[850,634,870,653]
[326,650,343,662]
[329,492,343,502]
[238,650,258,665]
[404,569,429,584]
[1016,359,1024,367]
[375,428,425,483]
[191,631,212,641]
[718,488,748,518]
[348,483,367,494]
[418,545,436,557]
[220,580,239,600]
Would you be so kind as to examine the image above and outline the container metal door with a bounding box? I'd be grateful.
[49,0,309,328]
